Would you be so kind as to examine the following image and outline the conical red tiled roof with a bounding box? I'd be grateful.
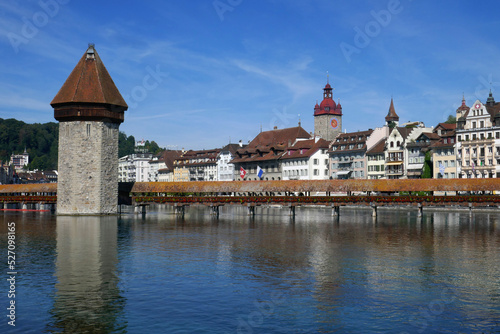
[385,98,399,122]
[51,45,127,108]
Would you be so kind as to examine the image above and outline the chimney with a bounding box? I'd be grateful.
[239,140,243,147]
[274,126,278,130]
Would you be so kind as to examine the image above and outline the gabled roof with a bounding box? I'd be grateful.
[221,143,245,155]
[157,150,183,171]
[232,126,311,163]
[281,138,329,160]
[366,138,386,155]
[392,126,412,140]
[329,129,373,153]
[51,44,127,108]
[435,123,456,131]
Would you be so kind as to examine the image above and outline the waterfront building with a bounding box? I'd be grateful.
[281,137,330,180]
[151,150,183,182]
[456,93,500,178]
[217,143,244,181]
[51,44,127,214]
[232,125,310,180]
[406,132,440,178]
[431,123,457,179]
[366,139,386,179]
[118,141,153,182]
[329,130,373,179]
[314,80,343,141]
[174,148,221,181]
[383,99,433,179]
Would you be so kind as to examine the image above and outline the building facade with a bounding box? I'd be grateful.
[281,137,330,180]
[431,123,457,179]
[217,143,244,181]
[232,125,311,181]
[10,149,29,171]
[456,93,500,178]
[329,130,373,179]
[174,149,220,181]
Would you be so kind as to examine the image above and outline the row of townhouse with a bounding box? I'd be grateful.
[330,91,500,180]
[118,81,500,182]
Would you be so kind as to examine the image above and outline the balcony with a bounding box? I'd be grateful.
[386,169,403,175]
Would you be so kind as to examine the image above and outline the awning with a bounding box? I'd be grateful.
[386,161,403,165]
[336,171,352,176]
[407,163,424,170]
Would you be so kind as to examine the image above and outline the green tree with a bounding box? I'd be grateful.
[421,150,433,178]
[444,115,456,124]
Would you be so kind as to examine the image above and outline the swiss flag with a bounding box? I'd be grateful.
[240,167,247,179]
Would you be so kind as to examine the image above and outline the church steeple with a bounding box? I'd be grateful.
[385,98,399,126]
[487,89,495,106]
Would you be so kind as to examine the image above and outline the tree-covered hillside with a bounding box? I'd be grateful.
[0,118,59,170]
[0,118,163,171]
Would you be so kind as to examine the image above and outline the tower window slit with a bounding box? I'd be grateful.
[86,124,91,137]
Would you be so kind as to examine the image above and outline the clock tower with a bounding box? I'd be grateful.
[314,80,343,141]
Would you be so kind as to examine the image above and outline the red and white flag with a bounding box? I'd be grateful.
[240,167,247,179]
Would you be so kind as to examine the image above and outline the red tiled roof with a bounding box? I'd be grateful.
[385,98,399,122]
[233,126,311,163]
[51,45,127,108]
[366,139,386,155]
[281,138,330,160]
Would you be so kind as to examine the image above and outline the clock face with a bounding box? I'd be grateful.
[330,118,338,129]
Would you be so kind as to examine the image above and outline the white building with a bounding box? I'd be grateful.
[281,137,330,180]
[10,149,29,171]
[118,152,153,182]
[217,143,244,181]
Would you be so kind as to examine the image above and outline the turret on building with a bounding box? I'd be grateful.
[385,98,399,127]
[51,44,128,215]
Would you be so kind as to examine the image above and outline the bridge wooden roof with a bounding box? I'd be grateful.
[0,183,57,193]
[130,179,500,193]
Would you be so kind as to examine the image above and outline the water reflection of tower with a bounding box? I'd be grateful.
[49,217,125,333]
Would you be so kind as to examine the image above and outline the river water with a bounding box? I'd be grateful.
[1,205,499,333]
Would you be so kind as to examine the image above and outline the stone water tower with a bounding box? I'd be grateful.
[51,44,128,215]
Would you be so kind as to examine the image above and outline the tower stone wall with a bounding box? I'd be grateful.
[314,114,342,141]
[57,121,120,214]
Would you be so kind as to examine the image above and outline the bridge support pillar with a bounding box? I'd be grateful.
[174,204,186,218]
[469,203,473,216]
[0,202,3,210]
[417,203,423,217]
[210,204,220,218]
[331,205,340,217]
[22,202,28,210]
[370,203,377,218]
[289,205,296,218]
[247,204,255,217]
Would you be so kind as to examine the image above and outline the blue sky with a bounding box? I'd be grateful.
[1,0,500,150]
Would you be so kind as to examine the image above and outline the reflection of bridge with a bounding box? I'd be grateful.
[2,179,498,217]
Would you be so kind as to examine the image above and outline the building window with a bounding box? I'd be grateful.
[313,169,319,176]
[480,121,484,128]
[313,159,319,165]
[472,122,476,128]
[86,124,91,137]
